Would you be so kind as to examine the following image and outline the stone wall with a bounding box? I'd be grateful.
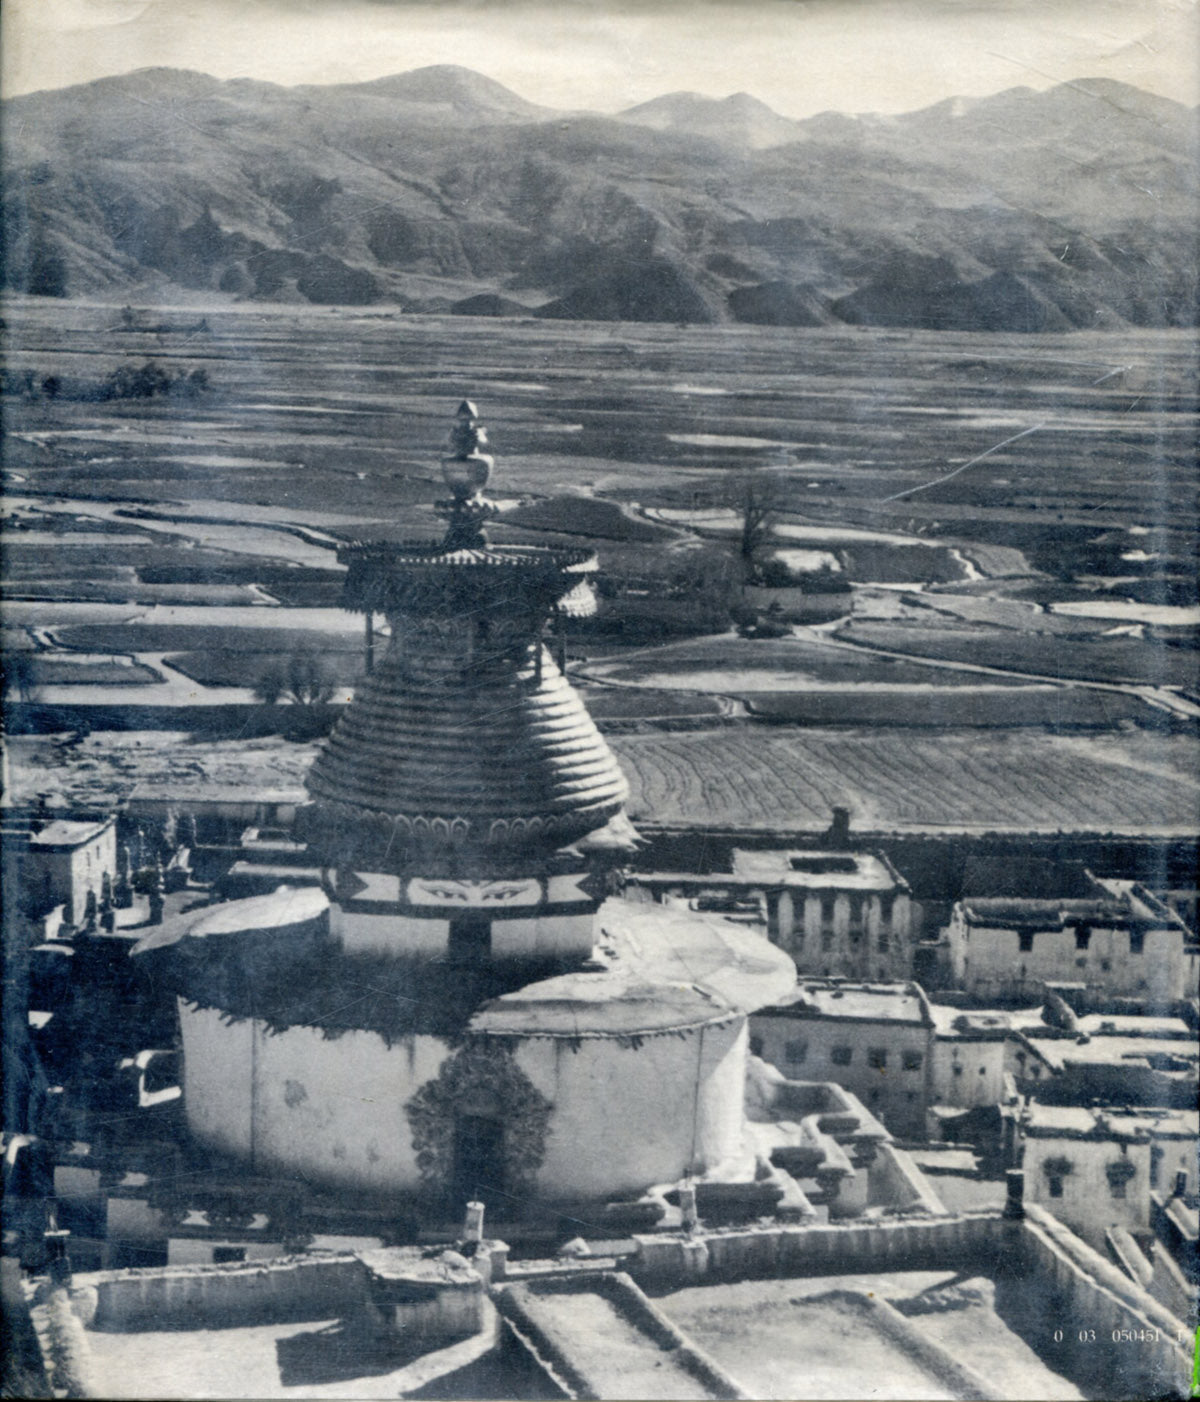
[86,1254,367,1332]
[1000,1205,1192,1400]
[495,1270,749,1401]
[631,1212,1002,1286]
[868,1142,948,1215]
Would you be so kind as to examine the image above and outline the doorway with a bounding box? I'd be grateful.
[451,1113,505,1209]
[448,915,491,964]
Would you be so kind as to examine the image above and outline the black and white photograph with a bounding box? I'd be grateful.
[1,2,1197,1398]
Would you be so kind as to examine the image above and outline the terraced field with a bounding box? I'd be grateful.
[611,728,1200,834]
[839,620,1200,690]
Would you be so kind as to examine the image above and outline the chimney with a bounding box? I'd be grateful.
[827,807,850,848]
[1003,1168,1025,1221]
[462,1200,485,1243]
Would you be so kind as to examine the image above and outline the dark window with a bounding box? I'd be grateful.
[213,1246,246,1264]
[785,1040,808,1066]
[952,1064,964,1077]
[902,1050,923,1072]
[1017,931,1035,953]
[1048,1176,1064,1199]
[448,915,491,963]
[848,901,863,945]
[867,1048,887,1070]
[1129,929,1145,955]
[830,1046,853,1066]
[1075,925,1091,950]
[1150,1145,1163,1189]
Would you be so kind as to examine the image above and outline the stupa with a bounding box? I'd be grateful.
[147,402,795,1220]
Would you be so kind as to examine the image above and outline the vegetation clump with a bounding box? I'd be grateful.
[98,361,211,401]
[0,359,212,402]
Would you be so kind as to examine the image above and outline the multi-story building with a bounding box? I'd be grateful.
[629,847,915,981]
[946,873,1192,1004]
[4,811,117,931]
[1022,1104,1197,1256]
[752,981,935,1138]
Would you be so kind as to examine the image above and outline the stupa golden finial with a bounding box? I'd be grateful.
[438,399,498,548]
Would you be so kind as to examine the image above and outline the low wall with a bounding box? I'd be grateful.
[631,1212,1001,1286]
[870,1142,949,1215]
[37,1285,104,1400]
[87,1254,367,1332]
[495,1271,748,1401]
[829,1289,1005,1402]
[4,701,339,737]
[999,1205,1192,1400]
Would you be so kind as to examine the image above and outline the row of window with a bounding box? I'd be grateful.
[1003,929,1146,954]
[784,1041,923,1071]
[1046,1174,1134,1201]
[804,930,891,952]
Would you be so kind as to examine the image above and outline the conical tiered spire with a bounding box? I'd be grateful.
[301,401,630,872]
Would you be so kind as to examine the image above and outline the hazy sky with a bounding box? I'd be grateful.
[3,0,1196,115]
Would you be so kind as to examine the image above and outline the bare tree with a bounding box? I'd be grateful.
[285,650,335,708]
[730,471,791,573]
[253,659,287,706]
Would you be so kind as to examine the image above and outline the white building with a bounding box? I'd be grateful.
[19,815,117,929]
[629,849,914,982]
[1022,1104,1198,1253]
[946,874,1192,1004]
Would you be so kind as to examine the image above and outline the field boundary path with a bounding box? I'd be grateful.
[806,626,1200,720]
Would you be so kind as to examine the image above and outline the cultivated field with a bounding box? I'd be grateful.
[3,296,1197,837]
[7,725,1198,837]
[612,729,1200,834]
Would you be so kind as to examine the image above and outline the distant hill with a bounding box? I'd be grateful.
[617,91,803,149]
[3,67,1196,328]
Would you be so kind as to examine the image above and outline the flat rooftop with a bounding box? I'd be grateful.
[1024,1104,1198,1140]
[764,980,930,1025]
[929,1005,1012,1038]
[27,816,114,847]
[731,849,903,890]
[653,1270,1084,1401]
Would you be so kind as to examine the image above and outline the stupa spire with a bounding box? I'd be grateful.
[437,399,498,550]
[300,398,630,872]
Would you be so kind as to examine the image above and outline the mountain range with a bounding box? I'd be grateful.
[3,65,1196,329]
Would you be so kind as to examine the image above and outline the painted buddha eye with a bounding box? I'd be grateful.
[425,886,470,901]
[482,886,529,902]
